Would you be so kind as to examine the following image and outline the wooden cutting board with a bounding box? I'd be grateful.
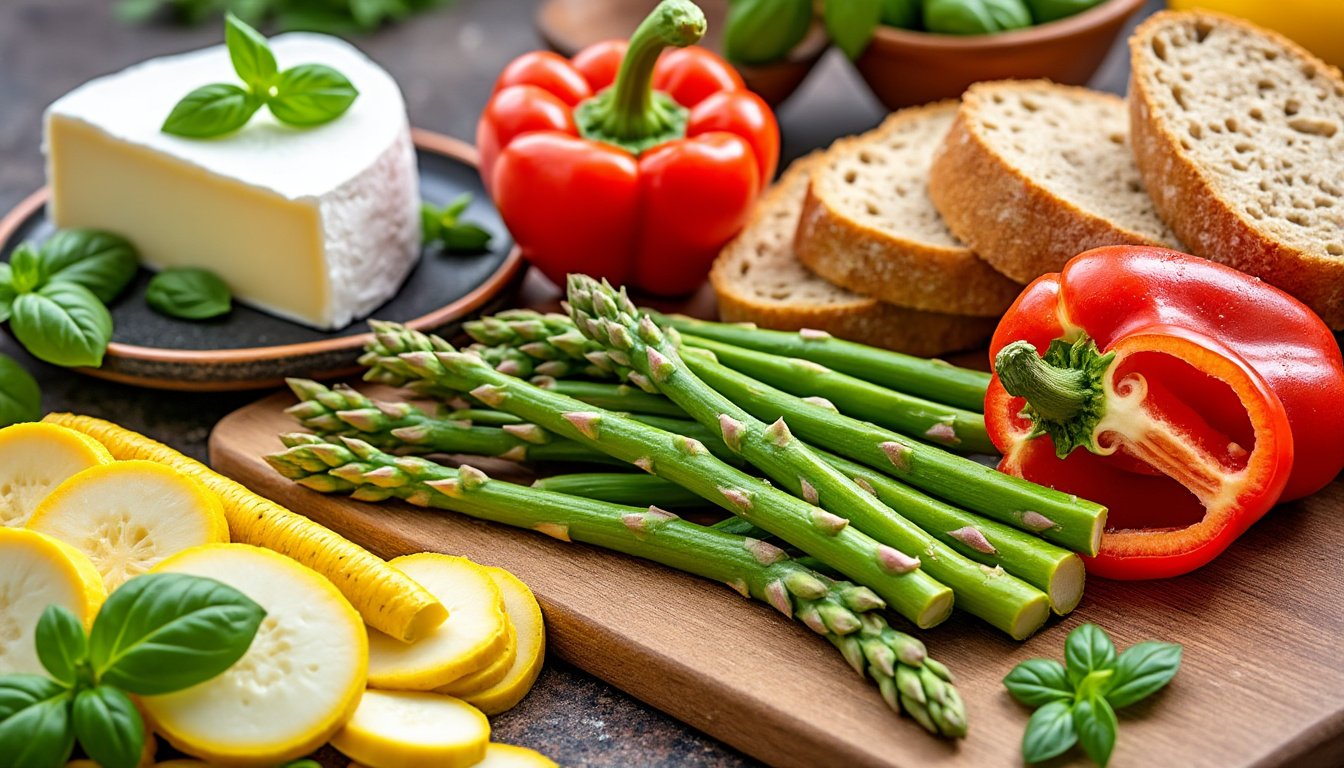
[211,387,1344,768]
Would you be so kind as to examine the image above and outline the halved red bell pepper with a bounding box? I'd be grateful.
[987,247,1344,580]
[476,0,779,296]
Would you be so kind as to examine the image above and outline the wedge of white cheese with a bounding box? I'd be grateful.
[44,34,421,330]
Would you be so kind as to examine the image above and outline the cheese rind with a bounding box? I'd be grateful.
[43,34,421,330]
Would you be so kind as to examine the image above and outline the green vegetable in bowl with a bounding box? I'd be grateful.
[146,268,233,321]
[881,0,922,28]
[1025,0,1106,24]
[824,0,883,59]
[923,0,1033,34]
[724,0,814,65]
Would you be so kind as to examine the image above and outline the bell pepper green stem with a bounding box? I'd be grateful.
[994,341,1091,423]
[575,0,705,154]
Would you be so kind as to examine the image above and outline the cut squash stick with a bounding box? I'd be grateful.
[42,414,446,642]
[0,527,106,676]
[330,689,490,768]
[28,461,229,591]
[0,422,112,527]
[368,554,509,691]
[474,744,560,767]
[462,568,545,716]
[143,544,367,767]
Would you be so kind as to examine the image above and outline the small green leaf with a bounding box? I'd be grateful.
[0,263,14,323]
[1065,623,1117,687]
[420,202,444,241]
[0,679,75,768]
[162,83,262,138]
[1074,695,1118,766]
[1106,641,1182,708]
[441,223,493,253]
[267,64,359,126]
[724,0,813,65]
[10,243,45,294]
[35,605,89,687]
[115,0,164,23]
[89,573,265,695]
[39,229,139,303]
[146,268,232,321]
[1024,0,1105,24]
[442,192,473,221]
[880,0,921,28]
[0,355,41,427]
[225,12,278,90]
[823,0,882,59]
[10,282,113,368]
[924,0,1033,35]
[1003,657,1072,707]
[73,686,145,768]
[1021,699,1076,763]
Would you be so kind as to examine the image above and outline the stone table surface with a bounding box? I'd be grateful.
[0,0,1159,764]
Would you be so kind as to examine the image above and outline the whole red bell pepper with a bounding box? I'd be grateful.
[987,247,1344,580]
[476,0,779,296]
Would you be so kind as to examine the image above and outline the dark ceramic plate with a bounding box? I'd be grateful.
[0,131,523,391]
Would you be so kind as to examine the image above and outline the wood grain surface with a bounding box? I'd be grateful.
[212,386,1344,768]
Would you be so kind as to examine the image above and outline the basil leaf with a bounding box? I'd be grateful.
[1003,657,1072,707]
[0,262,14,323]
[443,192,473,222]
[881,0,921,28]
[441,223,493,253]
[0,680,75,768]
[1064,623,1117,687]
[924,0,1033,35]
[73,686,145,768]
[162,83,262,138]
[268,64,359,126]
[35,606,88,687]
[114,0,163,23]
[1106,641,1182,708]
[88,573,265,695]
[1074,695,1118,767]
[10,282,113,368]
[39,229,139,303]
[1025,0,1104,24]
[146,268,232,321]
[724,0,813,65]
[823,0,882,60]
[0,355,41,427]
[1021,698,1076,763]
[420,202,444,241]
[225,12,277,90]
[10,243,45,294]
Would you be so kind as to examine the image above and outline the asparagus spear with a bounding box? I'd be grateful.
[445,409,527,426]
[266,437,968,737]
[565,277,1048,638]
[682,335,995,454]
[361,321,956,629]
[531,473,710,508]
[678,348,1107,556]
[651,313,992,412]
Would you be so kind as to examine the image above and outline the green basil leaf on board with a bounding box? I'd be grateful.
[421,202,444,241]
[1002,657,1072,707]
[146,268,232,320]
[0,355,41,427]
[38,229,140,303]
[162,82,263,138]
[1105,641,1182,708]
[1021,698,1076,763]
[443,191,473,221]
[10,282,114,368]
[0,263,14,323]
[1064,622,1117,687]
[824,0,882,59]
[1024,0,1104,24]
[10,242,45,294]
[881,0,921,29]
[422,194,494,253]
[0,678,75,768]
[88,573,265,695]
[723,0,813,65]
[923,0,1033,35]
[224,12,278,90]
[267,64,360,126]
[34,606,89,688]
[1073,695,1119,767]
[72,686,146,768]
[441,223,494,253]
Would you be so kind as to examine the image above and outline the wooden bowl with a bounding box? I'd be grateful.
[535,0,828,106]
[854,0,1148,109]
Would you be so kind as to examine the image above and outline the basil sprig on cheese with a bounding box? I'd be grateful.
[162,14,359,138]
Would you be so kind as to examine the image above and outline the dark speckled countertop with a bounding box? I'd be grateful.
[0,1,1157,764]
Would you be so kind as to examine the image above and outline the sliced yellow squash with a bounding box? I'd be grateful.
[27,461,228,591]
[434,621,517,698]
[475,743,560,767]
[0,422,112,527]
[462,568,545,716]
[0,527,105,676]
[330,689,489,768]
[142,544,367,767]
[367,554,508,691]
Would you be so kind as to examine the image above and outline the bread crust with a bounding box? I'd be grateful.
[928,81,1174,285]
[793,104,1021,317]
[1128,10,1344,328]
